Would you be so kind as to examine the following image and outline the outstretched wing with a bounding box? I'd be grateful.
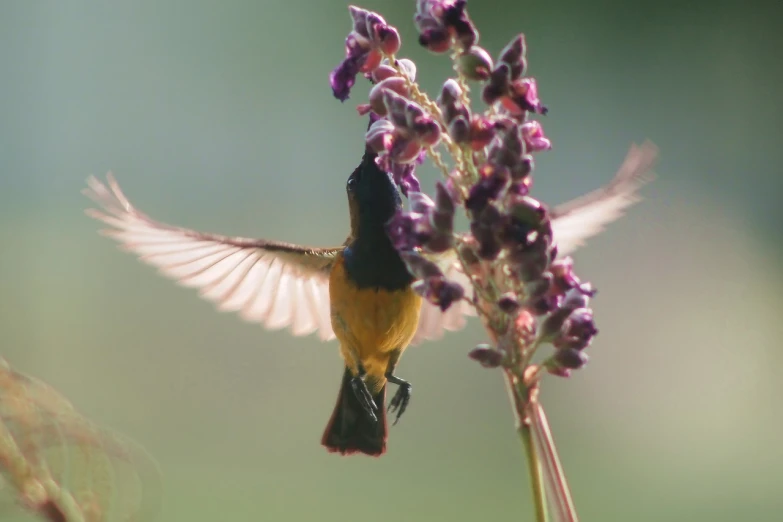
[84,174,340,341]
[410,140,658,343]
[550,140,658,255]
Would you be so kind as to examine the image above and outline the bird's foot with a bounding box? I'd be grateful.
[351,376,378,423]
[387,382,412,426]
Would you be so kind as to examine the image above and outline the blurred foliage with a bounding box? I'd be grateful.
[0,358,162,521]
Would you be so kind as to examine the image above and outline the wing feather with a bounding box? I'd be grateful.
[550,140,658,255]
[267,270,293,329]
[289,278,312,336]
[83,174,339,341]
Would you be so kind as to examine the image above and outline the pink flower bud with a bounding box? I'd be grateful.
[457,46,494,81]
[389,136,424,164]
[365,119,395,152]
[375,24,401,55]
[521,121,552,152]
[498,34,527,80]
[365,77,409,116]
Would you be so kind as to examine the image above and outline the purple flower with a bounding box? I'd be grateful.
[523,276,558,318]
[483,53,548,119]
[520,120,552,152]
[509,78,548,115]
[418,27,452,54]
[433,180,456,216]
[507,194,548,231]
[482,63,512,106]
[487,125,522,165]
[457,46,494,81]
[552,348,589,370]
[507,176,533,196]
[438,79,507,149]
[415,0,478,52]
[547,366,573,378]
[399,251,464,312]
[498,198,551,284]
[510,238,550,285]
[512,155,534,181]
[382,90,442,147]
[466,115,503,151]
[399,251,443,278]
[487,125,535,181]
[438,80,471,131]
[365,117,394,151]
[470,205,504,260]
[534,267,598,371]
[497,34,527,80]
[364,90,441,184]
[386,211,427,251]
[468,343,505,368]
[329,6,402,102]
[456,240,480,270]
[349,6,401,56]
[358,76,410,117]
[481,34,548,117]
[387,155,424,196]
[370,58,417,84]
[537,307,571,343]
[562,284,595,309]
[465,163,509,214]
[497,292,521,314]
[367,117,424,197]
[385,181,454,252]
[553,308,598,351]
[330,35,369,102]
[549,257,582,294]
[357,59,418,117]
[365,118,422,165]
[412,276,465,311]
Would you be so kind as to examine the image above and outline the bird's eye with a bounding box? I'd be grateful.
[346,177,356,192]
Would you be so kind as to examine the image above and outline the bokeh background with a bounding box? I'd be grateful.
[1,0,781,521]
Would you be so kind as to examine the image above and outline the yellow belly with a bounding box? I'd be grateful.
[329,255,422,383]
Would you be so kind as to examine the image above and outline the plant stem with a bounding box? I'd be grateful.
[528,400,580,522]
[503,371,548,522]
[520,418,548,522]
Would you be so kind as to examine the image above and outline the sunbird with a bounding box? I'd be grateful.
[83,141,656,456]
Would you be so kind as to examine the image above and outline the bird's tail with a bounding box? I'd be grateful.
[321,367,387,457]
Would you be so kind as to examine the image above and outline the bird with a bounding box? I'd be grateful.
[83,139,657,457]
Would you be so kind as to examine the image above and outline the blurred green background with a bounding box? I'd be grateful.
[1,0,781,521]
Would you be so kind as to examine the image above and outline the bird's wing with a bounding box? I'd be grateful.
[410,140,658,343]
[550,140,658,256]
[83,174,340,341]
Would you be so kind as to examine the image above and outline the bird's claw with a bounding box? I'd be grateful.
[387,383,412,426]
[351,376,378,423]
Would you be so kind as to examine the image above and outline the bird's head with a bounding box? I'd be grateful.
[346,147,402,237]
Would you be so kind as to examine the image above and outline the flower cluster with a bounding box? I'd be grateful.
[329,6,402,101]
[414,0,478,53]
[330,0,599,382]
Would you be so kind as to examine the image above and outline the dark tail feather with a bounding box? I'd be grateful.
[321,367,387,457]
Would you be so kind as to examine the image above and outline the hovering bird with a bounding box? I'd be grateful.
[83,140,657,457]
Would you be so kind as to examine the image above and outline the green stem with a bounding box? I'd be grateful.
[502,371,548,522]
[519,394,548,522]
